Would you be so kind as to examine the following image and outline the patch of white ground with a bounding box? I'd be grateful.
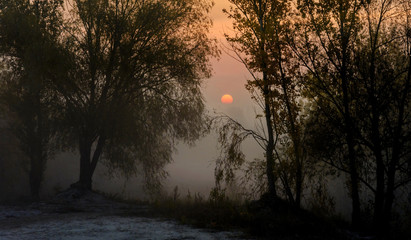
[0,189,247,240]
[0,206,42,220]
[0,210,245,240]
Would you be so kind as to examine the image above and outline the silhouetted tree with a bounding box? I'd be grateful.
[293,0,363,227]
[0,0,66,199]
[352,0,411,231]
[1,0,217,194]
[58,0,218,191]
[217,0,305,204]
[296,0,411,232]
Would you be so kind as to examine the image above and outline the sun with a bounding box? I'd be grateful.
[221,94,233,104]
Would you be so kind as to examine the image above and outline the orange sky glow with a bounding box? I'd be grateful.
[168,0,262,195]
[205,0,253,113]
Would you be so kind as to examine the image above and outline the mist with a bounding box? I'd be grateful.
[0,0,365,219]
[1,0,411,239]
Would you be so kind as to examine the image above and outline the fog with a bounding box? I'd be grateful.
[41,51,264,200]
[0,0,354,220]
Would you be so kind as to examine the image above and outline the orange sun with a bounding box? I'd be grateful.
[221,94,233,104]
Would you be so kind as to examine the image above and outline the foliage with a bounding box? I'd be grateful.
[0,0,218,195]
[241,157,268,200]
[150,187,247,231]
[0,0,66,198]
[215,0,309,208]
[215,0,411,235]
[212,115,248,194]
[292,0,411,233]
[60,0,218,191]
[149,186,347,239]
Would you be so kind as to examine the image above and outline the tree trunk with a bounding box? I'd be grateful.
[29,104,45,200]
[382,44,411,233]
[367,38,385,232]
[373,141,385,231]
[281,76,302,207]
[347,133,361,228]
[256,2,277,197]
[340,11,361,227]
[29,154,43,200]
[381,148,400,235]
[279,173,295,204]
[265,77,277,197]
[369,72,385,233]
[342,62,361,228]
[341,49,361,229]
[78,139,92,190]
[76,135,105,190]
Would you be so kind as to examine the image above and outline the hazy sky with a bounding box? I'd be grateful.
[165,0,263,196]
[4,0,260,200]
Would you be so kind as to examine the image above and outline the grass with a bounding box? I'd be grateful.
[4,186,410,239]
[145,189,350,239]
[151,192,248,230]
[93,188,411,239]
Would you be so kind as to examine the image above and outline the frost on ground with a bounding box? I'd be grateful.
[0,213,244,240]
[0,189,246,240]
[0,206,42,220]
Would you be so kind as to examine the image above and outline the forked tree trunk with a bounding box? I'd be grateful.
[76,135,106,190]
[77,137,93,190]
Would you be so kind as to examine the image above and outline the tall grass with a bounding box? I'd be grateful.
[150,186,251,231]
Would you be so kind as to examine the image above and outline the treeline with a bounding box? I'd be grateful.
[0,0,217,199]
[213,0,411,235]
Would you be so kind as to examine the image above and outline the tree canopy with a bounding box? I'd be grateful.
[215,0,411,234]
[0,0,218,193]
[0,0,66,198]
[59,0,218,191]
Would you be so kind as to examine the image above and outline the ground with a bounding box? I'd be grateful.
[0,189,246,240]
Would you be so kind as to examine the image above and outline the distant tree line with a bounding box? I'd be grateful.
[0,0,217,199]
[213,0,411,235]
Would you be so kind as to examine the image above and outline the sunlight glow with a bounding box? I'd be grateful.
[221,94,233,104]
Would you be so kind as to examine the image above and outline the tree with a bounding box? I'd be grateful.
[57,0,218,191]
[223,0,280,197]
[218,0,305,205]
[0,0,66,199]
[293,0,363,227]
[295,0,411,232]
[351,0,411,231]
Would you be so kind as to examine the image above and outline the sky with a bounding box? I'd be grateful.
[44,1,349,215]
[164,0,264,196]
[0,0,352,217]
[0,0,261,201]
